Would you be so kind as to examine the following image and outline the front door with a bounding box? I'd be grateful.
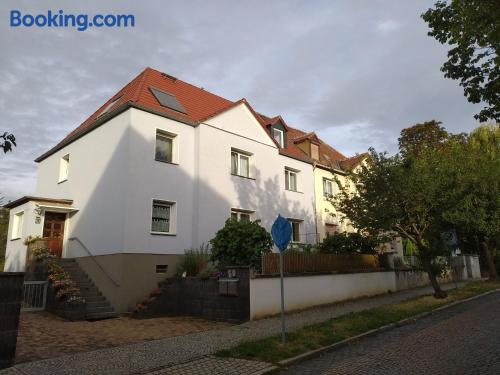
[43,212,66,257]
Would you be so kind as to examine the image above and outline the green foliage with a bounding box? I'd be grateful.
[398,120,450,158]
[422,1,500,122]
[288,243,318,254]
[23,235,44,246]
[0,132,16,153]
[217,281,499,363]
[210,219,273,270]
[0,208,8,269]
[318,232,380,255]
[176,243,211,277]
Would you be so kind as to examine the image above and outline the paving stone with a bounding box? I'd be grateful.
[4,283,465,374]
[148,356,276,375]
[280,291,500,375]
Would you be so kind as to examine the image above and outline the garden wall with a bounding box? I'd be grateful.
[250,271,396,319]
[134,267,250,323]
[0,272,24,369]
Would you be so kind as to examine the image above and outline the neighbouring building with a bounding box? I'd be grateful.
[4,67,365,312]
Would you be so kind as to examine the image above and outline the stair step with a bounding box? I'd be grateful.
[80,291,102,298]
[86,301,111,308]
[56,259,117,321]
[86,311,118,320]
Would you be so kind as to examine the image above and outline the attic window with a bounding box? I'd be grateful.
[97,97,121,118]
[273,128,284,147]
[150,87,186,114]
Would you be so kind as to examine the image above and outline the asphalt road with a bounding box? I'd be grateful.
[281,291,500,375]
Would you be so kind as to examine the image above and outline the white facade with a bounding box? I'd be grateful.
[4,103,316,271]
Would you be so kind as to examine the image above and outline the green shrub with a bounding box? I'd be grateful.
[319,232,380,255]
[210,219,273,270]
[176,243,211,277]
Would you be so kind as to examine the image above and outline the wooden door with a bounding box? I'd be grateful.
[43,212,66,257]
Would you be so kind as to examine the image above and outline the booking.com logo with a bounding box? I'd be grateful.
[10,10,135,31]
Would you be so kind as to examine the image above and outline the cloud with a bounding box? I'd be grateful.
[0,0,484,201]
[376,20,400,34]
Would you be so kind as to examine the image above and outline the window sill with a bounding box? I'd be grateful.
[150,231,176,236]
[285,189,303,194]
[155,159,179,166]
[231,173,256,181]
[10,237,21,241]
[58,179,68,184]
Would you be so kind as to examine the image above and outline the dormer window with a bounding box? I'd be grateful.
[273,128,284,147]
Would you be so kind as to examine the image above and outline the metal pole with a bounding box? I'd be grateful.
[279,251,286,343]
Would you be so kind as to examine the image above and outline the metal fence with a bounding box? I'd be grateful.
[21,281,48,312]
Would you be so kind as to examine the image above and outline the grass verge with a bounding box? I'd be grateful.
[217,281,499,364]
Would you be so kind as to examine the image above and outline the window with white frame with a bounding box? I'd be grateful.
[151,200,175,234]
[58,154,69,182]
[323,178,334,198]
[288,219,302,243]
[273,128,284,147]
[231,149,250,178]
[155,130,176,163]
[285,168,298,192]
[230,209,253,222]
[12,211,24,240]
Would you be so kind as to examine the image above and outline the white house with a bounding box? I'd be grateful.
[6,67,353,311]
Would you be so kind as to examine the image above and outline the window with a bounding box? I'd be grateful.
[231,149,250,178]
[59,154,69,182]
[325,223,338,236]
[156,265,168,274]
[273,128,284,147]
[12,211,24,240]
[230,209,253,222]
[323,178,334,198]
[285,168,298,192]
[151,200,175,234]
[288,219,302,243]
[155,130,175,163]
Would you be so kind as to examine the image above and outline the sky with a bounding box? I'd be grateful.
[0,0,483,201]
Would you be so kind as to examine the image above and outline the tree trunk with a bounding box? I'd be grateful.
[481,241,498,281]
[422,257,448,299]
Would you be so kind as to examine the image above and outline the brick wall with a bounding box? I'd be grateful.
[134,267,250,323]
[0,272,24,369]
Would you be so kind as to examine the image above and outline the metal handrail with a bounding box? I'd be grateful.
[68,237,120,287]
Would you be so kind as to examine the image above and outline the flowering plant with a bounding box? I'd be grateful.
[66,296,86,305]
[32,247,56,261]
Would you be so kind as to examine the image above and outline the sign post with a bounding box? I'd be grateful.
[271,215,292,344]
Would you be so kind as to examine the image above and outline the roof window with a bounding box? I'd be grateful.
[150,87,186,114]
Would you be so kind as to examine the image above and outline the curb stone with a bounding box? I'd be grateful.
[269,288,500,372]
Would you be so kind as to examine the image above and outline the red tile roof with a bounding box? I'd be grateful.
[36,67,360,170]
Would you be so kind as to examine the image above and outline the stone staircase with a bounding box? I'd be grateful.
[57,258,118,320]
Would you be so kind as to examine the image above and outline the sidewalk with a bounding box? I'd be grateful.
[3,283,464,375]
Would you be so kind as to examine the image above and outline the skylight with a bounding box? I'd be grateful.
[149,87,186,114]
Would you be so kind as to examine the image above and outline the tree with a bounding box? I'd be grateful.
[333,148,450,298]
[318,232,380,255]
[1,132,16,153]
[0,207,9,269]
[210,219,273,271]
[422,1,500,122]
[398,120,449,158]
[436,125,500,280]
